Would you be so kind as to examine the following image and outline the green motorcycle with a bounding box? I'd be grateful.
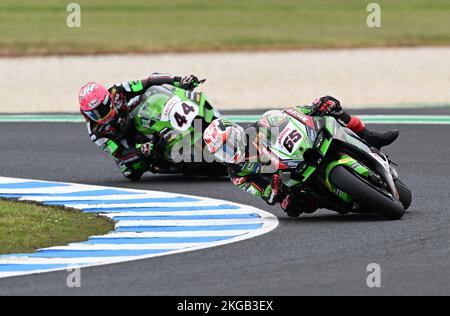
[256,108,412,220]
[132,84,227,177]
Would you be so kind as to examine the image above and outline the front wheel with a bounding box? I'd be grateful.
[329,166,405,220]
[395,179,412,210]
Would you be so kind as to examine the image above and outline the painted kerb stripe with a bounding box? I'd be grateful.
[0,177,278,279]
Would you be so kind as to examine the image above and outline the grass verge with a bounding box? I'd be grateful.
[0,0,449,56]
[0,199,114,255]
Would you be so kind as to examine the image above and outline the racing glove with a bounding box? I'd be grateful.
[311,95,343,117]
[180,75,202,90]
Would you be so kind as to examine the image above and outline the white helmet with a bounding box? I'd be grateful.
[204,118,246,164]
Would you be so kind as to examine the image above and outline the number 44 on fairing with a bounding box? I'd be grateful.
[133,84,226,177]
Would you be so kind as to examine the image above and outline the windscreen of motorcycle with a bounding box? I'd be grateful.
[257,111,312,161]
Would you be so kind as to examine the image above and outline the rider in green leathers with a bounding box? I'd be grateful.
[78,73,201,181]
[204,96,399,217]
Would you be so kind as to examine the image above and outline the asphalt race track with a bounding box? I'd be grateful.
[0,109,449,295]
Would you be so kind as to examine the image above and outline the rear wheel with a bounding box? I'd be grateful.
[329,166,405,220]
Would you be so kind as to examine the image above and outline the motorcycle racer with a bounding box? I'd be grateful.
[78,73,201,181]
[204,96,400,217]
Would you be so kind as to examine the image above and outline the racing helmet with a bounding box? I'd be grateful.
[79,82,116,124]
[204,118,246,164]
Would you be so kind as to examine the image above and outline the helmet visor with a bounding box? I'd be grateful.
[84,95,114,123]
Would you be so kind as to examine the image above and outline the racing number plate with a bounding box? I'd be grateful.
[272,122,304,157]
[162,96,199,132]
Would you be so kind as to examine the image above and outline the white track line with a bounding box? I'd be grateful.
[89,230,250,238]
[0,257,137,265]
[20,194,153,202]
[100,210,258,217]
[115,218,265,227]
[67,201,229,209]
[43,243,203,251]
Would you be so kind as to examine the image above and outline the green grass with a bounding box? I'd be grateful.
[0,200,114,254]
[0,0,449,56]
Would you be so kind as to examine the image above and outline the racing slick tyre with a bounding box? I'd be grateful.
[329,166,405,220]
[394,179,412,210]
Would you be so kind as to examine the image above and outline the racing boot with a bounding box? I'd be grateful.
[357,128,400,150]
[344,114,400,150]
